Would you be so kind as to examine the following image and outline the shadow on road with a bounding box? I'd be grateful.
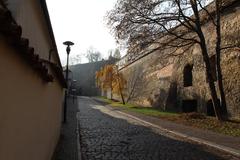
[53,97,78,160]
[78,97,228,160]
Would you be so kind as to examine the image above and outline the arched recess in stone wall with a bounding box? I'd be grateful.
[183,64,193,87]
[206,99,220,116]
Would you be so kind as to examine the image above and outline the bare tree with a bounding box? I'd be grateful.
[107,0,237,120]
[69,54,82,65]
[108,49,121,59]
[113,49,121,59]
[126,66,146,102]
[86,47,102,62]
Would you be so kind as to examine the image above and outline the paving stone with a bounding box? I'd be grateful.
[77,97,232,160]
[53,97,78,160]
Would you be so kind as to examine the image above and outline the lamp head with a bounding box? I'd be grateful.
[63,41,74,54]
[63,41,74,46]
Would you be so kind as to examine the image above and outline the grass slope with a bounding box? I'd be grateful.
[98,97,240,137]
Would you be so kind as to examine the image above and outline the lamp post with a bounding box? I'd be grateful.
[63,41,74,123]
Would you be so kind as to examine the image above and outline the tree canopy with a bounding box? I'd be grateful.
[107,0,213,54]
[86,47,102,62]
[113,49,121,59]
[96,64,126,104]
[69,54,81,65]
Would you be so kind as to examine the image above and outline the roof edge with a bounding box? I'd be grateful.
[39,0,62,68]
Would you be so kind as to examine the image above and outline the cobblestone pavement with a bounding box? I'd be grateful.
[77,97,232,160]
[54,96,78,160]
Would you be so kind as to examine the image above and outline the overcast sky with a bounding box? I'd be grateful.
[46,0,118,66]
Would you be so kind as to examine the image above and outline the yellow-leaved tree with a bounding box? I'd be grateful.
[96,64,126,104]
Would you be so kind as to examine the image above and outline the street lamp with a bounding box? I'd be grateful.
[63,41,74,123]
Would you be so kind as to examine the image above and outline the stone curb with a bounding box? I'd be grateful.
[114,109,240,158]
[76,120,82,160]
[76,112,83,160]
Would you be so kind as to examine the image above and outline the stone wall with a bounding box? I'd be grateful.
[113,1,240,120]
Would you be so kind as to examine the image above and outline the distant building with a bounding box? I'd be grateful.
[0,1,66,160]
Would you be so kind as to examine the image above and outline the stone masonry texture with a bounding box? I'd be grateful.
[112,1,240,120]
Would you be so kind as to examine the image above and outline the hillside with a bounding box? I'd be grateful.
[69,59,118,96]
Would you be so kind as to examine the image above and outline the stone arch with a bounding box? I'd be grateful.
[206,99,220,116]
[183,64,193,87]
[182,99,197,113]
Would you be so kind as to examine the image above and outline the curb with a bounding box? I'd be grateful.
[114,110,240,158]
[76,113,83,160]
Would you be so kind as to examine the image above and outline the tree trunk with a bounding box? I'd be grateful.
[120,86,125,105]
[110,77,113,100]
[190,0,223,120]
[215,0,228,120]
[116,70,125,104]
[110,85,113,100]
[126,77,137,102]
[200,41,223,121]
[118,78,125,104]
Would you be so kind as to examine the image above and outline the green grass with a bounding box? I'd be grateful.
[127,107,178,117]
[98,97,178,118]
[97,96,240,137]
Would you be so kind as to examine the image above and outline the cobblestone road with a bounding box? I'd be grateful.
[77,97,230,160]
